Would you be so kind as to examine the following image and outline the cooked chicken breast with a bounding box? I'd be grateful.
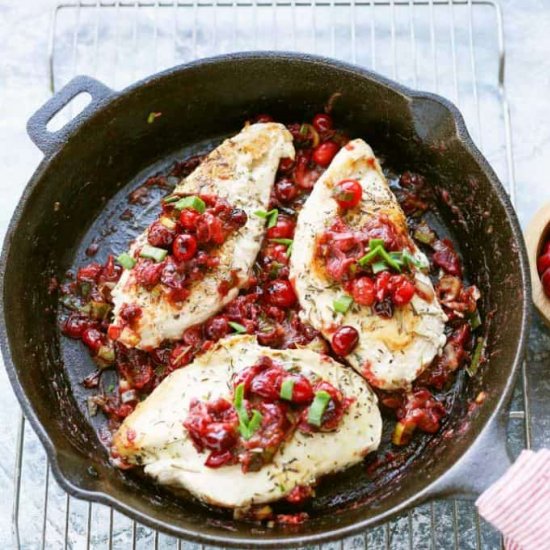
[290,139,447,390]
[111,123,294,350]
[112,335,382,509]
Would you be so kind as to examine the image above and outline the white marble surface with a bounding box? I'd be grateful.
[1,0,549,548]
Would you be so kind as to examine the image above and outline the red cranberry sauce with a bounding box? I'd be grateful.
[183,356,349,471]
[132,193,247,304]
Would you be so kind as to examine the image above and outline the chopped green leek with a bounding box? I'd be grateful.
[466,337,485,377]
[139,245,167,263]
[247,410,263,436]
[372,261,388,274]
[333,295,354,314]
[228,321,247,334]
[377,246,402,271]
[369,238,384,250]
[174,195,206,213]
[254,208,278,228]
[307,390,332,427]
[270,238,293,246]
[234,383,262,439]
[280,378,295,400]
[469,309,482,330]
[357,246,381,266]
[163,194,181,204]
[117,252,136,270]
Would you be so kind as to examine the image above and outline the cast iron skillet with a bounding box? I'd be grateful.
[0,53,530,547]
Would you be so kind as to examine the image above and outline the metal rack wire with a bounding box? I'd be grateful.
[11,1,529,548]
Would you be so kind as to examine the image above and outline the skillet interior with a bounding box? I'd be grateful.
[0,54,529,546]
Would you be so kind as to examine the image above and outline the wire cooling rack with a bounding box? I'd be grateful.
[11,1,530,548]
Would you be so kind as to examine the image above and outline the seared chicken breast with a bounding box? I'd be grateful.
[112,335,382,509]
[111,123,294,350]
[290,139,447,390]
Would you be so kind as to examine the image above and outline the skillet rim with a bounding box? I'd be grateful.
[0,51,531,548]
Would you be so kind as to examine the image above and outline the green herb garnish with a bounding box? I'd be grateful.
[280,378,295,401]
[372,261,389,274]
[228,321,247,334]
[307,390,332,427]
[254,209,278,228]
[163,194,181,204]
[174,195,206,213]
[333,295,353,314]
[139,245,167,262]
[234,383,262,439]
[466,337,485,377]
[117,252,136,270]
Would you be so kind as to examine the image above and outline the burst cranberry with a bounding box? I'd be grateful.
[77,263,102,283]
[81,327,103,353]
[147,220,175,248]
[267,216,295,239]
[351,277,375,306]
[312,113,333,133]
[264,279,297,307]
[119,304,142,325]
[205,316,230,341]
[205,450,234,468]
[197,213,224,245]
[62,313,92,339]
[331,325,359,356]
[98,255,122,284]
[179,209,200,230]
[375,271,392,301]
[275,178,298,202]
[278,157,295,173]
[203,422,238,451]
[391,275,416,307]
[172,234,197,262]
[333,179,362,209]
[169,344,193,369]
[250,367,285,400]
[312,141,339,167]
[537,252,550,275]
[432,239,462,277]
[134,259,164,287]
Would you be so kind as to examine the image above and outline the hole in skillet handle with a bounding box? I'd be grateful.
[26,76,114,157]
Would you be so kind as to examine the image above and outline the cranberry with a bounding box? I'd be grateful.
[537,252,550,275]
[203,422,238,451]
[205,450,234,468]
[278,157,295,173]
[432,239,462,277]
[228,208,248,228]
[98,255,122,284]
[119,304,142,325]
[147,220,175,248]
[275,178,298,202]
[77,263,102,283]
[312,141,339,167]
[542,268,550,298]
[333,179,362,209]
[250,367,285,400]
[331,325,359,356]
[179,209,200,230]
[267,216,295,239]
[205,316,230,341]
[285,375,314,404]
[375,271,392,301]
[312,113,333,133]
[62,313,92,339]
[172,234,197,262]
[351,277,375,306]
[197,213,225,245]
[81,327,103,353]
[134,259,164,288]
[391,275,416,307]
[169,344,193,369]
[264,279,297,307]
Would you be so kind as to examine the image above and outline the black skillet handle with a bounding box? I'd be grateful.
[424,411,512,500]
[27,76,114,157]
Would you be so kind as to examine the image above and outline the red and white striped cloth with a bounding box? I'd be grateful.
[476,449,550,550]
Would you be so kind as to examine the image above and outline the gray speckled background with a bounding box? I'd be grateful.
[0,0,549,548]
